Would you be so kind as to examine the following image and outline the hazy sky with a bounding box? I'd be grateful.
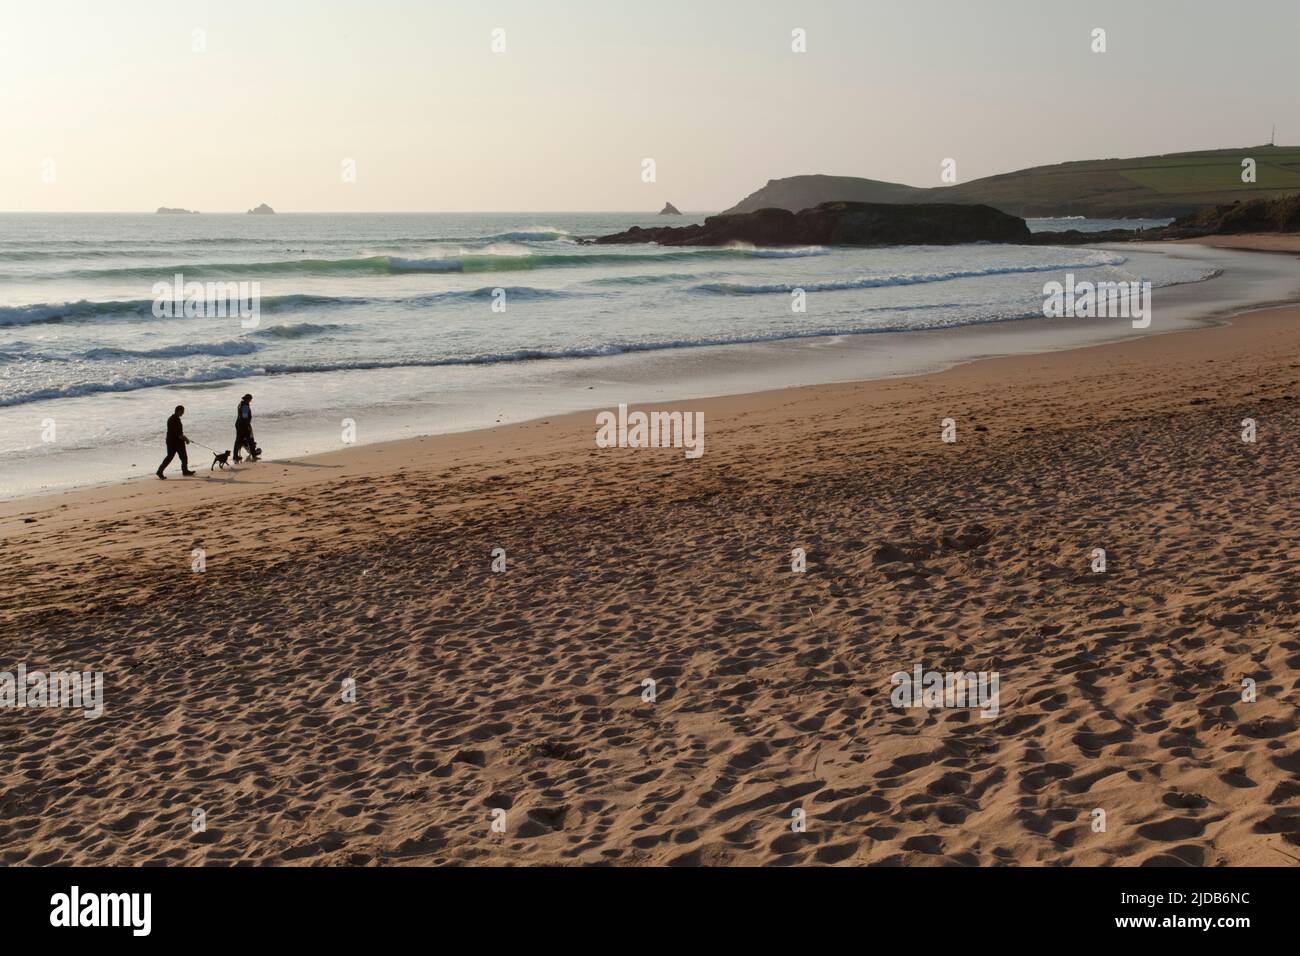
[2,0,1296,212]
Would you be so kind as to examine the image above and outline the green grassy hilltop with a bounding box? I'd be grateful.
[724,146,1300,218]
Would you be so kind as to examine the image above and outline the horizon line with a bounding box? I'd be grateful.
[6,141,1297,217]
[0,209,715,215]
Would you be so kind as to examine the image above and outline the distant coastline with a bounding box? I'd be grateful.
[724,145,1300,219]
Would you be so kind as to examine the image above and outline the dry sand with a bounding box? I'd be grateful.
[2,303,1299,866]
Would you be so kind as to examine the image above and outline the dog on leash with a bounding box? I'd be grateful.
[211,450,232,470]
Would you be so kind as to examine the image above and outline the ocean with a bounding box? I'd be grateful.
[0,211,1214,495]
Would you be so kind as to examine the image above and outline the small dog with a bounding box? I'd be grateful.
[211,450,232,470]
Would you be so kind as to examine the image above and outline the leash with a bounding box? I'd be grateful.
[187,439,218,453]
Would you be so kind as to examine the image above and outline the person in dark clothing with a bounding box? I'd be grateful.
[157,405,195,478]
[233,393,259,462]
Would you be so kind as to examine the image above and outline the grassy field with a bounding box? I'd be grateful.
[1117,152,1300,195]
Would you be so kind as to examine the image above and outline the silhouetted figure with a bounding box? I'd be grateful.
[156,405,195,478]
[233,393,259,462]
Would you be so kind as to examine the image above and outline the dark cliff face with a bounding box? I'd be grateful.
[595,201,1030,247]
[1029,194,1300,244]
[1164,194,1300,235]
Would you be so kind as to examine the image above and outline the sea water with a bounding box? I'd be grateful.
[0,212,1218,495]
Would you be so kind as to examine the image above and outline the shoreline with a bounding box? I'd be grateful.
[5,241,1300,504]
[3,278,1300,530]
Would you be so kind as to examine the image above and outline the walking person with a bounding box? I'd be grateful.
[233,393,259,462]
[156,405,195,478]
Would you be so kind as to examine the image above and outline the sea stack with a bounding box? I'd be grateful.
[247,203,276,215]
[659,202,683,215]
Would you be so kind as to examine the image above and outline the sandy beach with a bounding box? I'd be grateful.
[1172,233,1300,254]
[3,285,1298,866]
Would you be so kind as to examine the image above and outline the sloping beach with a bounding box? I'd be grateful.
[3,286,1298,866]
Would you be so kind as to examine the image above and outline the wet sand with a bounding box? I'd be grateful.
[1171,233,1300,254]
